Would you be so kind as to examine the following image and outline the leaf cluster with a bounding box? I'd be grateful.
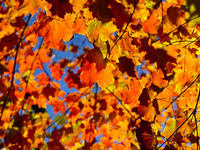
[0,0,200,149]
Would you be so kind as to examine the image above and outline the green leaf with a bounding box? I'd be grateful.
[54,115,67,126]
[73,120,82,131]
[23,70,31,77]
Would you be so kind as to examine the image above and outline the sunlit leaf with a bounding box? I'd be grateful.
[162,118,176,138]
[54,115,67,126]
[143,15,160,34]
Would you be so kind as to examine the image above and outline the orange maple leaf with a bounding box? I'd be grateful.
[51,64,64,80]
[48,97,66,114]
[37,73,50,86]
[80,60,98,86]
[143,15,160,34]
[82,124,95,143]
[36,15,74,48]
[122,79,142,108]
[36,95,47,108]
[152,69,168,88]
[97,63,115,88]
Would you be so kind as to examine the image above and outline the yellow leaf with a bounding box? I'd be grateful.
[162,118,176,138]
[196,109,200,121]
[86,20,117,43]
[20,0,47,15]
[70,0,88,13]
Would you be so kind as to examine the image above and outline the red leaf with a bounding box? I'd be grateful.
[117,56,136,77]
[42,84,56,98]
[46,0,73,18]
[65,70,83,89]
[51,64,64,80]
[83,45,107,71]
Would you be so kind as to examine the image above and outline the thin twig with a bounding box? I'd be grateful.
[158,84,200,149]
[0,14,32,121]
[157,15,200,43]
[106,87,135,120]
[194,111,199,149]
[45,87,90,131]
[110,0,137,53]
[165,74,200,110]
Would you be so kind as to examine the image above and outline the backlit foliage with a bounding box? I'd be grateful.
[1,0,200,149]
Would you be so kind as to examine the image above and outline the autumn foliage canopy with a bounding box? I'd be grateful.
[1,0,200,149]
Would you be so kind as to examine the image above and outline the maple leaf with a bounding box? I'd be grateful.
[48,140,65,150]
[48,96,66,114]
[46,0,73,18]
[96,63,115,88]
[65,70,83,89]
[162,118,177,139]
[36,95,47,108]
[122,78,142,108]
[25,54,42,70]
[89,0,115,23]
[80,46,115,88]
[136,120,157,149]
[38,47,51,63]
[138,105,157,122]
[72,13,87,35]
[70,0,87,13]
[37,73,50,86]
[17,0,47,15]
[82,124,95,143]
[167,6,186,26]
[83,45,107,71]
[117,56,136,77]
[42,84,56,98]
[65,92,81,105]
[35,15,74,48]
[0,33,18,51]
[143,14,160,34]
[86,20,117,43]
[59,58,69,68]
[80,61,98,86]
[51,64,64,80]
[113,143,125,150]
[31,104,46,113]
[152,69,168,88]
